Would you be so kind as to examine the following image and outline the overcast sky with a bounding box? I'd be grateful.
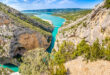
[0,0,103,10]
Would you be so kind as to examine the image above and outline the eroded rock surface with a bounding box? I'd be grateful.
[54,1,110,51]
[0,3,53,65]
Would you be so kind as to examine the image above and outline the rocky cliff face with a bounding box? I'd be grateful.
[0,2,53,65]
[54,0,110,51]
[54,1,110,75]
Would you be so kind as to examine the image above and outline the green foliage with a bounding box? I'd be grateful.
[54,41,75,64]
[89,39,104,61]
[103,37,110,60]
[54,37,110,64]
[72,40,90,59]
[0,46,5,55]
[103,36,110,45]
[19,49,51,75]
[53,10,91,26]
[54,64,67,75]
[73,39,107,61]
[83,22,87,27]
[104,0,110,8]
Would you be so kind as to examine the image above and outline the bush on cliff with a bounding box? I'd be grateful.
[54,41,75,64]
[54,37,110,64]
[54,64,67,75]
[104,0,110,8]
[19,49,51,75]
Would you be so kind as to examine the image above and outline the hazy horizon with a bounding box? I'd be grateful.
[22,8,91,11]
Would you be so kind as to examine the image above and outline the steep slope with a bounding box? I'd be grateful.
[55,0,110,51]
[0,2,53,65]
[53,0,110,75]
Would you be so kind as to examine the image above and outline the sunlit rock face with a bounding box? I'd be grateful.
[9,27,51,57]
[54,0,110,51]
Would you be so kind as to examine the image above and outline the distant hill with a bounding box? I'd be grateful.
[22,8,90,14]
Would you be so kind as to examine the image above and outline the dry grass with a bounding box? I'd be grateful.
[65,57,110,75]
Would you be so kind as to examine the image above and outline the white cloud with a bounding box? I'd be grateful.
[45,0,56,4]
[2,0,18,4]
[59,0,72,4]
[24,0,28,2]
[0,0,102,10]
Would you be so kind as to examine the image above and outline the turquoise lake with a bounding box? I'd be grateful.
[0,64,19,72]
[0,13,65,72]
[35,13,65,53]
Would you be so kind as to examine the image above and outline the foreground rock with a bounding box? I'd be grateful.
[10,72,20,75]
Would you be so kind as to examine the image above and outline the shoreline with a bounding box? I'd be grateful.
[42,19,53,25]
[34,15,53,25]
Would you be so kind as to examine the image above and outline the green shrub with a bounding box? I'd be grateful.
[83,22,87,27]
[54,64,67,75]
[89,39,103,61]
[104,0,110,8]
[72,40,90,60]
[19,49,51,75]
[54,37,110,66]
[54,41,75,64]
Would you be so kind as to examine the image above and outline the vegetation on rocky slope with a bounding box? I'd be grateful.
[19,49,50,75]
[0,2,53,36]
[20,37,110,75]
[104,0,110,8]
[19,49,67,75]
[0,67,13,75]
[54,37,110,64]
[53,10,91,26]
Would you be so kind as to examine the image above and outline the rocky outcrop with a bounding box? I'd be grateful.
[0,2,53,65]
[54,1,110,51]
[9,27,51,57]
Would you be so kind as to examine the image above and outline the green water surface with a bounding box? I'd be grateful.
[0,64,19,72]
[35,14,65,53]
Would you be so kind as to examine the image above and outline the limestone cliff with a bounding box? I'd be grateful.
[54,0,110,75]
[0,2,53,65]
[55,0,110,51]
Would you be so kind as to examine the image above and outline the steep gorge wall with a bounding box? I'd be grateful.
[0,3,53,65]
[54,1,110,51]
[54,1,110,75]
